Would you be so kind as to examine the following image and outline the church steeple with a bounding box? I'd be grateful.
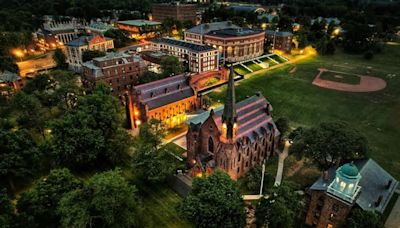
[221,65,237,141]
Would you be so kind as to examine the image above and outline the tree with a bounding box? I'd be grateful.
[347,208,384,228]
[0,129,41,190]
[242,164,273,192]
[17,169,82,228]
[255,183,302,228]
[290,122,367,170]
[180,171,246,228]
[82,50,106,62]
[137,71,165,84]
[58,169,141,228]
[53,48,66,68]
[50,84,131,169]
[0,188,14,228]
[275,117,289,138]
[160,56,184,77]
[104,29,131,48]
[132,120,178,183]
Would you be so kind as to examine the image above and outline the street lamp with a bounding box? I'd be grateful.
[13,49,24,62]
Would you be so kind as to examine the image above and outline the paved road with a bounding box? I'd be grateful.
[274,140,290,186]
[17,52,56,76]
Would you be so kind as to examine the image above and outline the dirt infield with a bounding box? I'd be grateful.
[312,68,387,92]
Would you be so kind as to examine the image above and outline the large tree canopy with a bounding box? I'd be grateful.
[180,171,246,228]
[290,122,367,170]
[347,208,384,228]
[58,169,141,228]
[17,169,82,228]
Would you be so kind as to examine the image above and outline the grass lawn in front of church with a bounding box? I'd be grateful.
[209,45,400,180]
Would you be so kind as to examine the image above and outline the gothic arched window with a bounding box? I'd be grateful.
[208,137,214,153]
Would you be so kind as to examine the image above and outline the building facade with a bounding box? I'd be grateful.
[265,30,293,53]
[128,73,199,129]
[66,35,114,72]
[305,160,398,228]
[203,28,265,63]
[82,52,147,96]
[184,21,240,44]
[186,67,280,179]
[152,3,198,23]
[150,38,219,73]
[117,20,162,39]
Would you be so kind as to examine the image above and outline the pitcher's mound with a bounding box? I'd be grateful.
[312,68,386,92]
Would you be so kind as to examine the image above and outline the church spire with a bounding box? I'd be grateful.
[221,65,237,140]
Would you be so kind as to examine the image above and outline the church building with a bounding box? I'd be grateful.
[186,66,280,179]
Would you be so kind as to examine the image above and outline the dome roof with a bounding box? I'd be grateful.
[339,162,359,177]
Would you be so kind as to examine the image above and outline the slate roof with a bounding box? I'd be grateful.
[310,159,398,213]
[227,5,260,13]
[206,28,264,38]
[265,30,293,37]
[188,93,279,142]
[0,71,21,83]
[134,74,195,110]
[66,35,112,47]
[152,38,216,52]
[118,20,161,27]
[186,21,240,35]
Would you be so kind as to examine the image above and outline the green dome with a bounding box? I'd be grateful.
[339,163,359,177]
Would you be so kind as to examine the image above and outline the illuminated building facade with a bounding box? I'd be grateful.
[186,67,280,179]
[66,35,114,72]
[117,20,162,39]
[82,52,147,96]
[0,71,25,95]
[129,73,199,128]
[265,30,293,53]
[152,2,198,23]
[150,38,219,73]
[305,160,398,228]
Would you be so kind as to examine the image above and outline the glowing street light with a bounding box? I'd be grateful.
[13,49,24,61]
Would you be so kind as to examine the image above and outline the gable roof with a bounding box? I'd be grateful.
[152,38,216,52]
[188,93,279,142]
[0,71,21,83]
[134,73,195,110]
[66,35,112,47]
[186,21,240,35]
[310,159,398,213]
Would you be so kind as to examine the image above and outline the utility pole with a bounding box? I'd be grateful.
[259,159,266,197]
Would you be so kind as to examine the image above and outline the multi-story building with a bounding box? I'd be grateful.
[184,21,240,44]
[128,73,199,129]
[150,38,219,73]
[186,67,280,179]
[66,35,114,72]
[265,30,293,53]
[151,2,198,23]
[203,28,265,63]
[185,22,265,63]
[117,20,162,39]
[86,21,114,35]
[305,160,398,228]
[0,71,25,95]
[82,52,147,96]
[35,17,86,50]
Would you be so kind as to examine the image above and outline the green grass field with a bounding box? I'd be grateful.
[234,65,251,75]
[260,57,278,67]
[319,71,361,85]
[269,54,287,63]
[244,61,263,72]
[210,45,400,179]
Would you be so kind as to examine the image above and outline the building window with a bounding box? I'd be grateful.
[339,181,346,192]
[332,204,339,212]
[208,137,214,153]
[238,153,241,162]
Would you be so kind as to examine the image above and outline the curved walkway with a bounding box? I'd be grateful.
[274,140,290,186]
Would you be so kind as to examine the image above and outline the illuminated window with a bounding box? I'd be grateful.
[348,183,354,191]
[336,177,339,183]
[339,181,346,192]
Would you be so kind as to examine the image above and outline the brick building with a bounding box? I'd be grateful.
[186,66,280,179]
[0,71,26,95]
[117,20,162,39]
[185,22,265,63]
[150,38,219,73]
[82,52,147,96]
[66,35,114,72]
[151,2,198,23]
[305,160,398,228]
[129,73,199,129]
[265,30,293,53]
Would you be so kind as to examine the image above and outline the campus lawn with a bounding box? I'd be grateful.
[319,70,361,85]
[210,45,400,180]
[260,57,278,67]
[269,54,288,63]
[244,61,263,72]
[234,65,251,75]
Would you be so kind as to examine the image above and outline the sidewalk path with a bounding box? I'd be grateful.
[274,140,290,186]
